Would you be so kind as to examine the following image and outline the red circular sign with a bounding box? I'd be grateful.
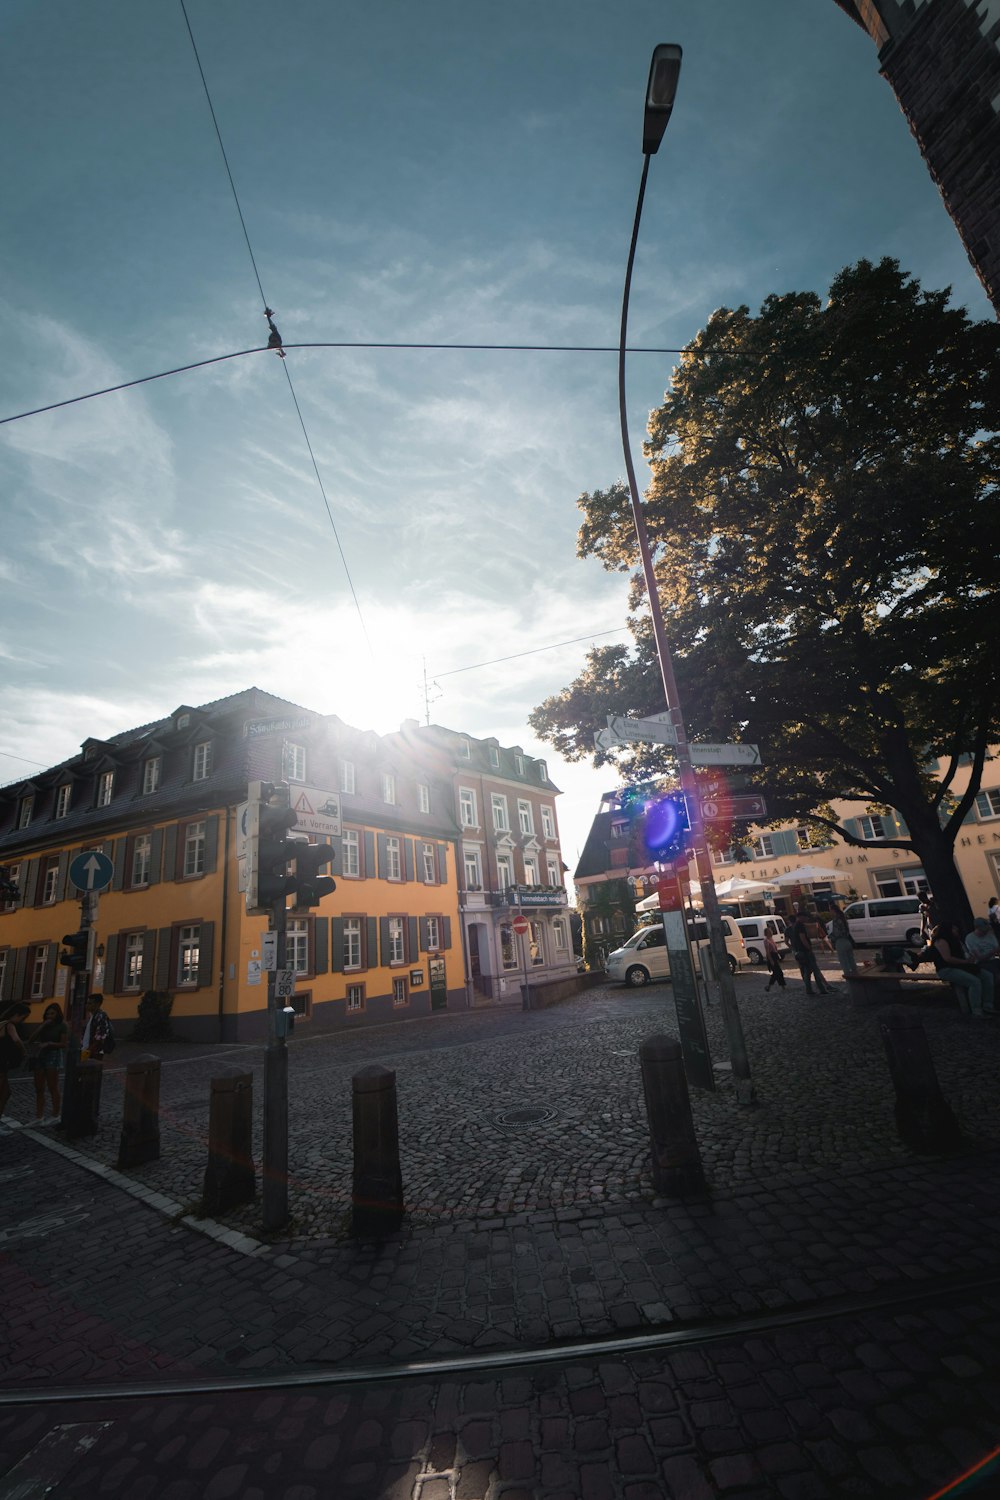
[512,915,530,934]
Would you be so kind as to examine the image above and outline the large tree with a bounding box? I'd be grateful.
[532,260,1000,929]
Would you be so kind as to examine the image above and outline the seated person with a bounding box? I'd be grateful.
[966,917,1000,980]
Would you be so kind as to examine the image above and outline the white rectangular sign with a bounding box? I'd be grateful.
[247,960,262,987]
[274,969,296,1000]
[289,786,342,838]
[262,932,277,972]
[690,743,761,767]
[599,715,681,749]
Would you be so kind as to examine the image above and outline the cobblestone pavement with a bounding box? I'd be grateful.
[2,967,1000,1494]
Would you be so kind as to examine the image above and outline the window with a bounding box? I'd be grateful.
[0,951,6,995]
[524,856,539,885]
[500,924,518,969]
[347,983,365,1013]
[55,784,71,819]
[392,976,408,1007]
[422,843,437,883]
[754,834,779,858]
[547,857,562,887]
[131,833,152,889]
[418,783,431,814]
[426,916,441,951]
[183,821,206,878]
[488,745,500,769]
[29,944,49,1000]
[611,819,629,840]
[343,917,362,970]
[491,794,509,832]
[858,815,888,841]
[536,760,547,781]
[464,848,482,889]
[41,857,60,906]
[517,800,534,836]
[976,789,1000,820]
[388,916,405,964]
[142,757,161,795]
[192,741,213,781]
[497,853,515,890]
[340,760,356,795]
[123,932,144,992]
[177,925,200,987]
[541,806,555,840]
[287,918,310,974]
[385,836,401,880]
[381,772,396,805]
[2,864,20,911]
[458,738,471,759]
[528,920,544,966]
[552,918,569,951]
[459,788,477,828]
[343,829,360,878]
[17,796,34,829]
[176,713,191,730]
[514,755,524,776]
[97,770,114,808]
[286,744,306,783]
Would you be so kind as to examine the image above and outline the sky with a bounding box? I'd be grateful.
[0,0,994,874]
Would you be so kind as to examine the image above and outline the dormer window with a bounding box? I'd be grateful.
[177,713,191,730]
[142,757,161,796]
[285,744,306,783]
[97,770,114,808]
[458,738,471,759]
[192,741,213,782]
[17,795,34,829]
[55,784,72,820]
[536,760,547,781]
[488,744,500,769]
[514,755,524,776]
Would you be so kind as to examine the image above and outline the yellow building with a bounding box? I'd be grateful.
[0,689,466,1041]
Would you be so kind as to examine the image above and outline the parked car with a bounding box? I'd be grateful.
[830,896,923,949]
[606,918,746,987]
[735,915,790,965]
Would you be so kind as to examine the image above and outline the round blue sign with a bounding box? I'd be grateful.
[69,850,115,893]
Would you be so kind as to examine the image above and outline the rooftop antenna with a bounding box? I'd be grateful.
[420,658,443,726]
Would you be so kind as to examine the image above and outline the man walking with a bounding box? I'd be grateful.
[789,907,831,995]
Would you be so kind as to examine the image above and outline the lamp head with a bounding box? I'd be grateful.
[643,43,682,155]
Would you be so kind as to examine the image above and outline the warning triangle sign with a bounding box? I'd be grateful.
[292,792,315,815]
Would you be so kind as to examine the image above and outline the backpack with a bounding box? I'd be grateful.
[101,1015,117,1055]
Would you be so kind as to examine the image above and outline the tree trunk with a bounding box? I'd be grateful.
[903,808,974,934]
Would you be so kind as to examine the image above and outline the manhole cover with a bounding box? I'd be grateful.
[493,1106,557,1130]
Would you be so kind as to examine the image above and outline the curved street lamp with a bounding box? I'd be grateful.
[618,44,753,1099]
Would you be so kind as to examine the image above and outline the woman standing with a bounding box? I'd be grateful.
[763,930,786,991]
[27,1002,68,1123]
[0,1002,30,1121]
[827,902,858,978]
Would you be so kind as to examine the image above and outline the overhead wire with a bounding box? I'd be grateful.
[178,0,373,656]
[433,627,630,679]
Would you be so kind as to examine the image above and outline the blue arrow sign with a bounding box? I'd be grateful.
[69,850,114,893]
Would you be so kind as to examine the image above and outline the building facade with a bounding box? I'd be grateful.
[835,0,1000,314]
[0,689,467,1041]
[390,723,576,1002]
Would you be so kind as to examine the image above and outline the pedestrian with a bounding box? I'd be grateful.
[763,930,786,990]
[928,921,995,1017]
[80,994,115,1060]
[0,1001,30,1121]
[919,892,939,944]
[988,895,1000,946]
[26,1002,68,1123]
[788,908,831,995]
[965,918,1000,982]
[826,901,858,978]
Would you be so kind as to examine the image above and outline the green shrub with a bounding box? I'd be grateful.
[132,990,174,1041]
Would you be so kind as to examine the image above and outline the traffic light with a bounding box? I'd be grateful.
[643,791,692,862]
[60,928,95,972]
[289,841,336,910]
[246,781,298,915]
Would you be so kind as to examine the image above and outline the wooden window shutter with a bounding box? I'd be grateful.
[419,917,429,952]
[0,954,14,1003]
[41,943,57,998]
[404,840,415,883]
[12,947,28,1001]
[330,917,344,973]
[155,928,173,991]
[148,828,163,886]
[112,838,127,891]
[162,825,178,881]
[204,815,220,874]
[314,918,329,974]
[197,922,215,989]
[21,859,40,908]
[379,916,390,966]
[437,845,448,884]
[54,851,69,904]
[363,831,375,878]
[441,917,452,950]
[104,934,121,994]
[141,931,156,992]
[377,834,388,879]
[365,918,378,970]
[407,917,418,962]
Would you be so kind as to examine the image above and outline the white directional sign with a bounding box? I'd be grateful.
[288,786,342,838]
[596,715,681,753]
[690,743,761,767]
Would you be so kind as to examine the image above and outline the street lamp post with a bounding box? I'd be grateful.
[618,44,753,1100]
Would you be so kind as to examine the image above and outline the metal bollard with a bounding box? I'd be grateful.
[64,1060,103,1139]
[879,1007,963,1153]
[352,1064,404,1237]
[639,1033,705,1197]
[117,1055,161,1169]
[202,1070,256,1214]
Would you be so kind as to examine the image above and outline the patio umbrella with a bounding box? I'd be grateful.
[768,865,850,885]
[712,876,780,897]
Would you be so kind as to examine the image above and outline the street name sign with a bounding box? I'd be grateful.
[288,786,342,838]
[596,715,681,753]
[243,715,317,739]
[690,743,761,767]
[69,850,114,893]
[700,794,768,821]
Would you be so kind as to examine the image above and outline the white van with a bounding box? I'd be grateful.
[735,915,790,965]
[606,918,745,987]
[833,896,923,949]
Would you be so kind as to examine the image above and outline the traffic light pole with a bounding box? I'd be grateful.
[262,893,289,1232]
[59,892,96,1131]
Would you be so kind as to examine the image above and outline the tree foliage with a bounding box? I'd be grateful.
[531,261,1000,924]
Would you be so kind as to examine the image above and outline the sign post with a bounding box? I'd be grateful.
[661,908,715,1092]
[513,913,531,1009]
